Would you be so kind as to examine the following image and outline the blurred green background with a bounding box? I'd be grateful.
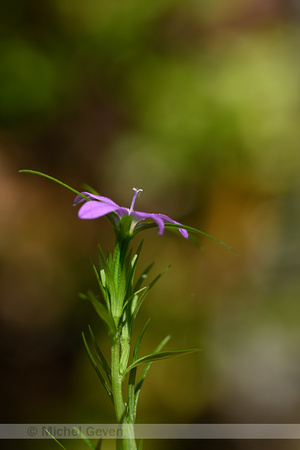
[1,1,300,449]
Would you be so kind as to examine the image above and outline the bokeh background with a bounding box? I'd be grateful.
[1,0,300,449]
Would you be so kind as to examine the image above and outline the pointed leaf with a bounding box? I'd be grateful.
[125,348,200,375]
[82,332,113,403]
[164,222,237,253]
[43,429,67,449]
[132,266,170,320]
[133,221,237,254]
[121,286,146,316]
[97,246,117,306]
[127,319,151,422]
[19,170,90,201]
[133,262,154,293]
[19,170,119,232]
[73,427,96,450]
[81,183,100,195]
[88,325,111,382]
[134,335,171,412]
[97,244,109,274]
[80,291,116,336]
[92,265,110,310]
[125,240,143,297]
[111,240,127,303]
[131,319,151,365]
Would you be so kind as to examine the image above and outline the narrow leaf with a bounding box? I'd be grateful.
[92,264,110,311]
[92,265,107,301]
[82,332,113,403]
[164,222,237,254]
[134,335,171,411]
[97,244,109,274]
[133,221,237,254]
[121,286,146,316]
[132,266,170,320]
[97,246,117,308]
[43,429,67,449]
[19,170,118,231]
[80,291,116,336]
[81,183,100,195]
[73,427,96,450]
[125,240,143,298]
[133,262,154,293]
[125,348,200,375]
[98,245,116,293]
[88,325,111,382]
[19,170,90,200]
[131,319,151,365]
[127,319,151,421]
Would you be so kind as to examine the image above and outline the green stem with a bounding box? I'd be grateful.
[110,234,138,450]
[111,333,137,450]
[111,334,125,423]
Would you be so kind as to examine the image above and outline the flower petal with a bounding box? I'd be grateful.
[132,212,166,235]
[73,192,120,207]
[78,201,118,219]
[178,228,188,238]
[133,212,188,238]
[115,207,130,218]
[157,214,189,238]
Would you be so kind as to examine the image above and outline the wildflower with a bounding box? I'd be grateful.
[73,188,188,238]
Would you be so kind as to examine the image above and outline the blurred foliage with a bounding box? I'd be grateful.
[1,1,300,449]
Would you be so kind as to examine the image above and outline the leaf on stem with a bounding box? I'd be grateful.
[19,170,90,200]
[80,291,116,336]
[96,245,118,310]
[124,240,143,298]
[164,222,238,254]
[131,266,170,321]
[131,319,151,368]
[121,286,146,316]
[133,221,237,254]
[88,325,111,383]
[127,319,151,422]
[134,335,171,413]
[92,263,112,312]
[132,262,154,294]
[43,429,67,449]
[19,170,119,233]
[73,427,96,450]
[125,348,200,375]
[82,332,114,403]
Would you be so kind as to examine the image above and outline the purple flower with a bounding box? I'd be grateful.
[73,188,188,238]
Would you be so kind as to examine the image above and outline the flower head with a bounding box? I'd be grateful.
[73,188,188,238]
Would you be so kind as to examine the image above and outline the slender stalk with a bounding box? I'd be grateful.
[111,332,137,450]
[111,334,125,422]
[110,234,138,449]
